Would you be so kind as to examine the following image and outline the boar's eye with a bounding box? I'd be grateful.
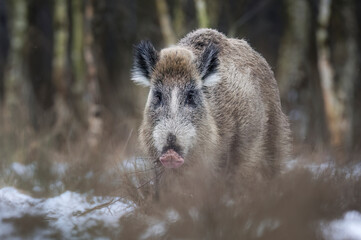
[185,90,196,107]
[153,90,162,107]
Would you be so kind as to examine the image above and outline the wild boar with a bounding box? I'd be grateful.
[131,29,290,191]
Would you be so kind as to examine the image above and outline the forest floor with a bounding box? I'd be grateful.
[0,125,361,239]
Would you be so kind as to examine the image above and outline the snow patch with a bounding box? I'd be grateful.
[140,221,166,240]
[11,162,35,179]
[321,211,361,240]
[166,208,180,223]
[256,219,280,237]
[0,187,134,239]
[285,158,361,178]
[120,157,152,172]
[51,162,68,176]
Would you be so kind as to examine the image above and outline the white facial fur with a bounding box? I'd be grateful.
[170,88,179,115]
[152,116,197,156]
[152,86,197,156]
[145,86,197,156]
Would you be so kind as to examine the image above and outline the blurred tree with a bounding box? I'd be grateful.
[277,0,328,146]
[156,0,176,45]
[317,0,345,148]
[26,0,55,129]
[172,0,186,38]
[228,0,280,66]
[194,0,209,28]
[307,22,329,147]
[92,0,140,113]
[353,0,361,152]
[277,0,310,99]
[206,0,220,29]
[84,0,102,148]
[0,1,9,107]
[329,0,360,152]
[52,0,72,134]
[228,0,263,37]
[70,0,85,96]
[4,0,28,116]
[0,0,359,154]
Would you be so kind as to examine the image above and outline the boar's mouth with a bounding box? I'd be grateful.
[159,148,184,169]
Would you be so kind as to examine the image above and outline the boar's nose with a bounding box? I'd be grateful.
[163,133,182,155]
[167,133,177,146]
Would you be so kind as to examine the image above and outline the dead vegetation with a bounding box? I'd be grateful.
[2,67,358,239]
[118,165,361,240]
[1,117,361,239]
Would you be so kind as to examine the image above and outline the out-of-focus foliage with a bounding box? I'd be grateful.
[1,0,361,152]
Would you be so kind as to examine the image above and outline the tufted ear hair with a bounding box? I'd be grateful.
[131,40,159,87]
[198,43,220,87]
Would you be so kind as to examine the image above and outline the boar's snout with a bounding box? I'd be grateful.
[159,149,184,168]
[159,133,185,168]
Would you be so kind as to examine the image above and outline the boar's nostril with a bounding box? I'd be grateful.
[167,133,177,146]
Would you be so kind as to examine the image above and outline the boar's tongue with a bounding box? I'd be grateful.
[159,149,184,168]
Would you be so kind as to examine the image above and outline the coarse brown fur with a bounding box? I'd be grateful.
[178,29,291,179]
[133,29,291,192]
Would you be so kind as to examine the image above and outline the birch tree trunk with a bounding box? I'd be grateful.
[194,0,209,28]
[316,0,345,147]
[155,0,176,46]
[52,0,72,133]
[4,0,28,116]
[84,0,102,148]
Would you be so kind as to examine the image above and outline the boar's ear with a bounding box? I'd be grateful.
[131,40,159,87]
[198,43,220,87]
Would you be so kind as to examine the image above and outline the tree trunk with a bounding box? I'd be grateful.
[206,0,220,28]
[194,0,209,28]
[307,25,329,147]
[173,0,185,38]
[155,0,176,46]
[354,0,361,152]
[276,0,311,100]
[330,0,360,152]
[26,0,55,129]
[4,0,28,117]
[84,0,102,148]
[276,0,328,146]
[316,0,344,147]
[0,1,9,107]
[52,0,72,134]
[71,0,85,96]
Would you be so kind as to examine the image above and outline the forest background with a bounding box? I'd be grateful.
[1,0,361,157]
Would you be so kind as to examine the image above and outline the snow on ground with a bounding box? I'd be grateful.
[1,159,361,239]
[0,187,134,239]
[11,162,36,179]
[286,157,361,177]
[120,157,152,172]
[322,211,361,240]
[139,209,180,240]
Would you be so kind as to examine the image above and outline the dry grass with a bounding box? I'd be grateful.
[118,167,361,239]
[1,112,361,239]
